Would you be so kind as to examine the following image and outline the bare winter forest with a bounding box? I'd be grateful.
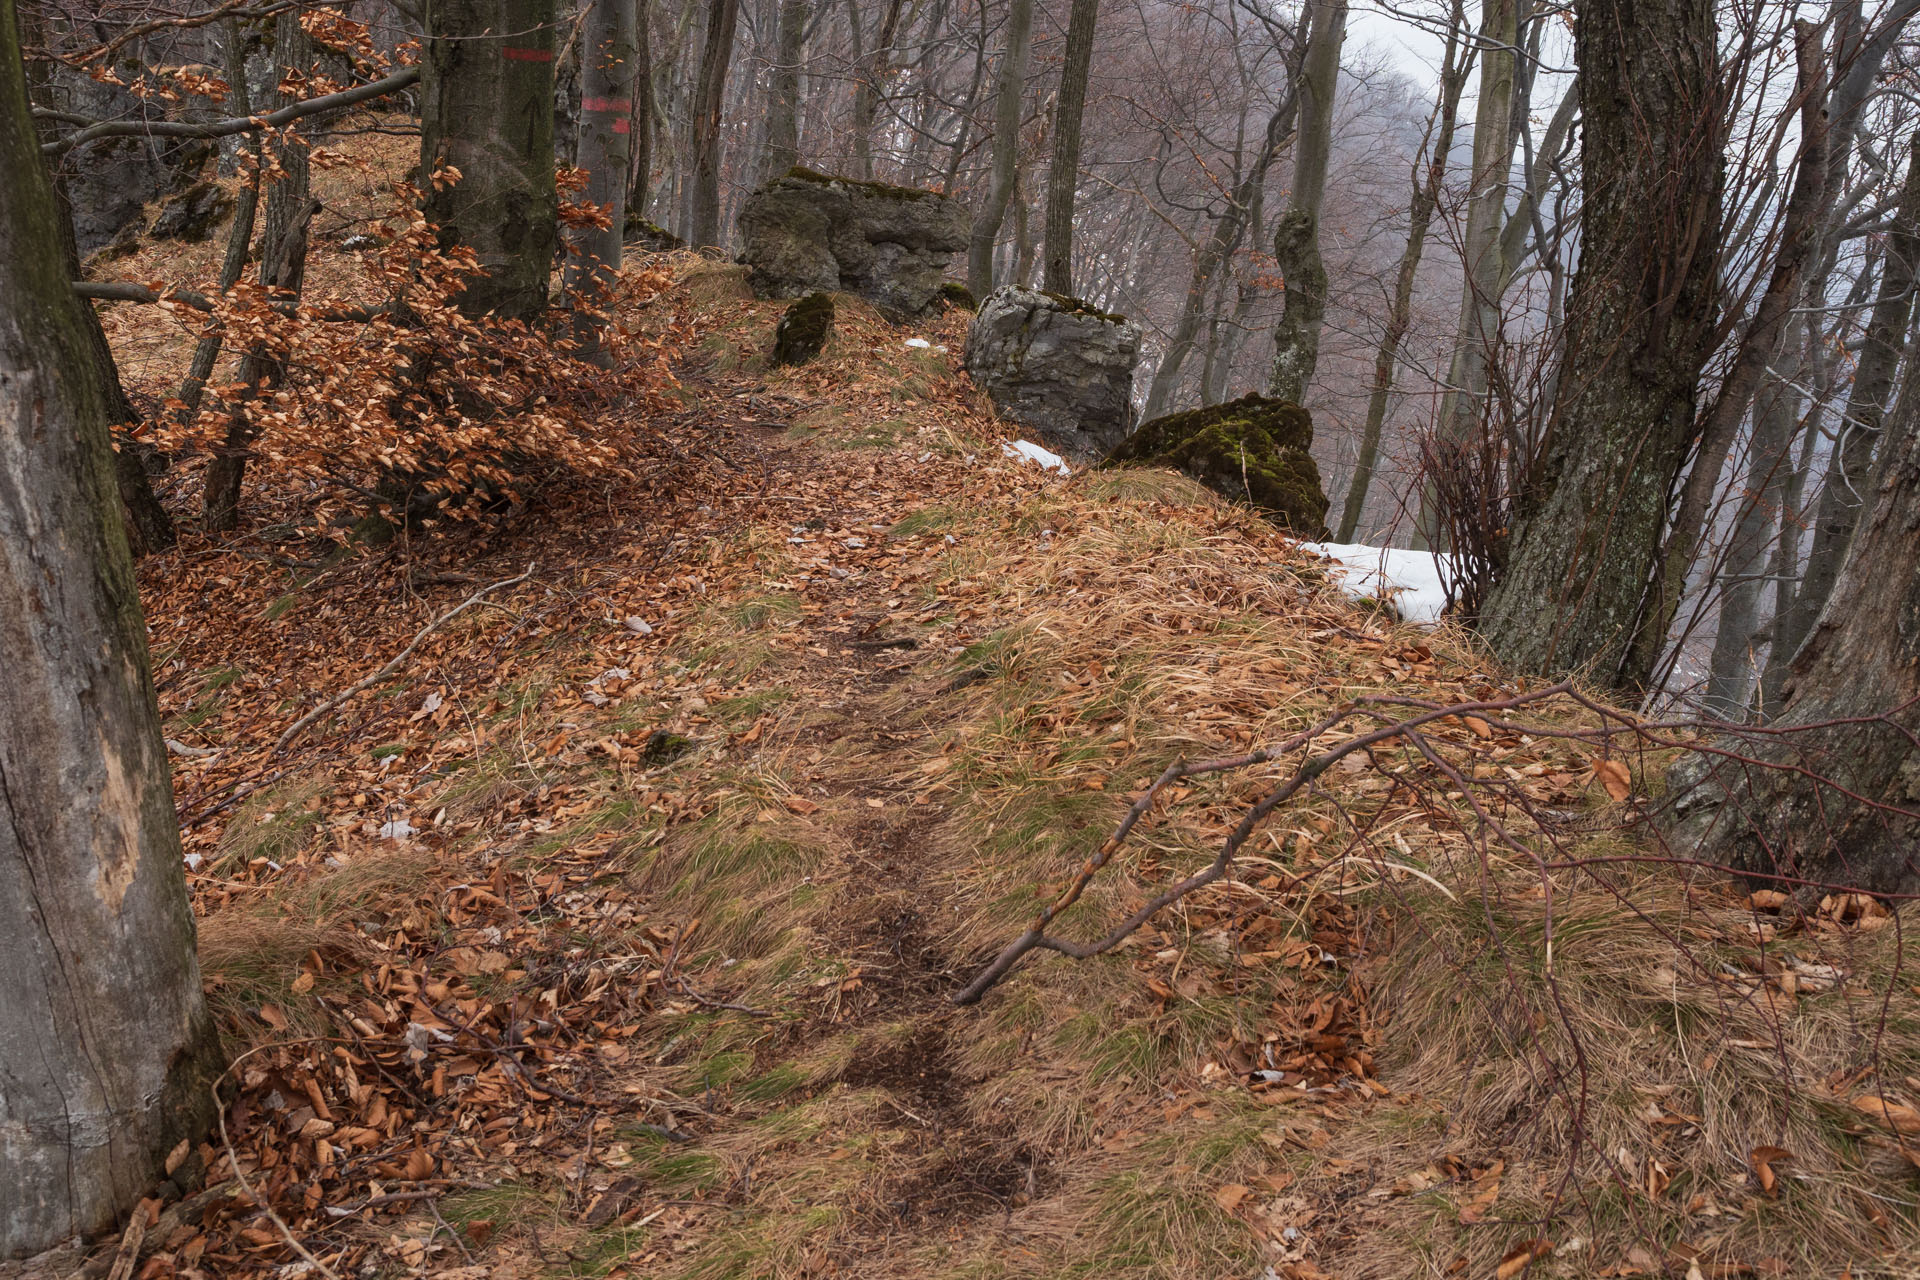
[8,0,1920,1275]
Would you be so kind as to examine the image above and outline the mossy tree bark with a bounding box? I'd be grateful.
[1266,0,1346,405]
[21,0,176,556]
[420,0,559,319]
[1475,0,1723,692]
[0,0,221,1253]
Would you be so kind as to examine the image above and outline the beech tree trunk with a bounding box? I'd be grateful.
[687,0,739,247]
[629,0,656,215]
[1267,0,1346,405]
[1040,0,1098,295]
[850,0,905,180]
[22,0,176,557]
[1,1,221,1252]
[759,0,807,181]
[566,0,638,364]
[1621,19,1827,687]
[1475,0,1723,691]
[420,0,559,319]
[1679,341,1920,894]
[1338,0,1467,542]
[965,0,1033,299]
[1765,131,1920,701]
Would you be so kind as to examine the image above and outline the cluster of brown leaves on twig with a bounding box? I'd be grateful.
[149,174,674,534]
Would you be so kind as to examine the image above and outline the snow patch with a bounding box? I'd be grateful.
[1001,439,1071,476]
[1297,541,1461,627]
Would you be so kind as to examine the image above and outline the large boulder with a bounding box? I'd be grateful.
[737,167,970,316]
[962,286,1142,461]
[1104,394,1330,536]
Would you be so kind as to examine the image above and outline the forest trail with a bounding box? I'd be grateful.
[100,259,1920,1280]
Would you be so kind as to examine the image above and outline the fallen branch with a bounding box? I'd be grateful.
[42,66,421,155]
[74,279,392,324]
[274,563,533,753]
[951,682,1574,1004]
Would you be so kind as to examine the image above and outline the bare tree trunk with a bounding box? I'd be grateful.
[1476,0,1723,691]
[849,0,904,179]
[1266,0,1346,404]
[175,20,262,428]
[1337,0,1467,542]
[420,0,558,319]
[1040,0,1098,295]
[629,0,656,215]
[1,2,220,1250]
[205,12,319,532]
[1680,337,1920,894]
[1622,19,1828,687]
[22,2,176,557]
[1704,358,1799,719]
[688,0,739,246]
[1431,0,1518,453]
[759,0,807,181]
[965,0,1033,298]
[1765,131,1920,704]
[566,0,638,364]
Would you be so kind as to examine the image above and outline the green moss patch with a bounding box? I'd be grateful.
[773,291,835,366]
[1104,394,1329,535]
[784,165,940,202]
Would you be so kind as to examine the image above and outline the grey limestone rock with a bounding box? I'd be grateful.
[738,167,970,317]
[962,286,1142,462]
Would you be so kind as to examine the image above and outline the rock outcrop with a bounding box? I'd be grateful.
[962,287,1142,461]
[1104,394,1329,535]
[737,167,970,316]
[774,292,835,366]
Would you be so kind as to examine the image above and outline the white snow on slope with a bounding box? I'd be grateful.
[1001,439,1071,475]
[1297,542,1461,627]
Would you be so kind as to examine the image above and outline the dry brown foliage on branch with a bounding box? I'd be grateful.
[146,175,674,533]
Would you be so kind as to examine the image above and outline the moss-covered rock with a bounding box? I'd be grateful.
[736,171,970,316]
[774,291,835,366]
[624,214,685,251]
[937,281,977,311]
[1104,395,1330,535]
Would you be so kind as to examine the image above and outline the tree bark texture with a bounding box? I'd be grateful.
[965,0,1034,299]
[1476,0,1723,692]
[420,0,559,319]
[1338,1,1467,542]
[1431,0,1517,455]
[1622,19,1828,688]
[1267,0,1347,405]
[850,0,905,180]
[758,0,807,181]
[1766,131,1920,699]
[1040,0,1098,295]
[566,0,638,364]
[687,0,739,246]
[0,0,221,1252]
[1678,344,1920,895]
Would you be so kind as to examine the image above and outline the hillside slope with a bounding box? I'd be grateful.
[52,255,1920,1280]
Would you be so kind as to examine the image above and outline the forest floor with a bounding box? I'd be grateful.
[33,148,1920,1280]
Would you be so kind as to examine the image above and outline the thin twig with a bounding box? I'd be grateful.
[274,563,534,753]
